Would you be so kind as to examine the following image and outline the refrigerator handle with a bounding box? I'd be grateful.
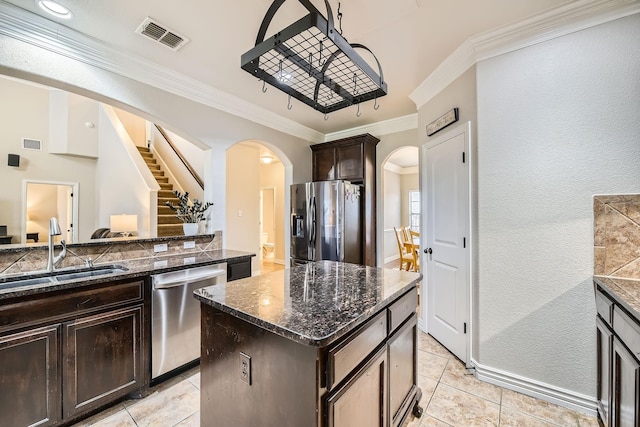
[310,196,317,249]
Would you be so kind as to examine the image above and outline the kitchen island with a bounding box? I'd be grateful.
[194,261,423,427]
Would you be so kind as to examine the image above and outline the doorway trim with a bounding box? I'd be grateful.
[419,121,472,365]
[22,179,79,244]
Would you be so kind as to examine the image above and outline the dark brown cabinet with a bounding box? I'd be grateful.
[595,284,640,427]
[326,346,388,427]
[311,134,379,267]
[63,306,143,418]
[0,325,61,427]
[0,279,147,427]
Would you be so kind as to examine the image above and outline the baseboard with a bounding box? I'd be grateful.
[470,358,598,416]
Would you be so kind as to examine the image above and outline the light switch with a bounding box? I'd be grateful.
[238,210,243,217]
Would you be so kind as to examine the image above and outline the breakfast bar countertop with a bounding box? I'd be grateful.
[194,260,422,347]
[0,248,255,300]
[593,275,640,319]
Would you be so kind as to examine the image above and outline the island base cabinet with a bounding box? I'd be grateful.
[389,315,419,427]
[326,346,388,427]
[63,306,143,419]
[611,338,640,427]
[0,325,61,427]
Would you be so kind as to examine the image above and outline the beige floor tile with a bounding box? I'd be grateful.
[500,389,579,426]
[72,403,127,426]
[175,411,201,427]
[418,333,457,360]
[417,374,439,407]
[439,360,502,404]
[417,349,449,381]
[186,371,201,390]
[125,379,200,427]
[420,415,453,426]
[426,383,500,426]
[576,412,600,426]
[499,405,558,427]
[87,409,137,427]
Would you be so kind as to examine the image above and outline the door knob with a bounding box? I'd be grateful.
[424,248,432,254]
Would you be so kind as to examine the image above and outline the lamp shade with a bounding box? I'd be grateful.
[110,214,138,233]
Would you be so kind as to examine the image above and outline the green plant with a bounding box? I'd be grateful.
[165,190,213,223]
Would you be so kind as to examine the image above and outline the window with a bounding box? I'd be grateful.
[409,190,420,232]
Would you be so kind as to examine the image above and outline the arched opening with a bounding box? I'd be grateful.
[226,140,291,275]
[380,146,420,269]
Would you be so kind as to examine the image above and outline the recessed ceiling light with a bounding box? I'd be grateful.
[37,0,73,19]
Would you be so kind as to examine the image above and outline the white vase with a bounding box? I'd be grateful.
[183,223,198,236]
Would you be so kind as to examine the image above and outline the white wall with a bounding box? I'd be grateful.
[226,144,261,271]
[0,77,98,242]
[383,168,401,263]
[475,14,640,400]
[96,106,157,237]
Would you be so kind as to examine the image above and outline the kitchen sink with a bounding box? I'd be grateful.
[52,266,128,281]
[0,264,129,290]
[0,276,54,290]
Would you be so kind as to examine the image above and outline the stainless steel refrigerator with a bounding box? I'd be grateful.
[290,180,362,265]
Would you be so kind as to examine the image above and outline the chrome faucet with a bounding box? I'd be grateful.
[47,217,67,272]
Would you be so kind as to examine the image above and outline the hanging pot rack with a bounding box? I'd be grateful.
[241,0,387,114]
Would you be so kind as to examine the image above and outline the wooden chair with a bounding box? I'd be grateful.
[394,227,414,271]
[408,229,420,272]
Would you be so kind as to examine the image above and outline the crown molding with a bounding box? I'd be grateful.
[410,0,640,109]
[323,113,418,142]
[0,2,325,144]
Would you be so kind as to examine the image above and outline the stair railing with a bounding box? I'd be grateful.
[154,125,204,189]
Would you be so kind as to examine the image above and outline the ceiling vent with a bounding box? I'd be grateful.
[135,17,189,51]
[22,138,42,151]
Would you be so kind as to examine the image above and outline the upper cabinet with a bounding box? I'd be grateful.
[311,134,379,183]
[311,134,379,267]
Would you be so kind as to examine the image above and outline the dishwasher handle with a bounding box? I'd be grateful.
[152,268,226,290]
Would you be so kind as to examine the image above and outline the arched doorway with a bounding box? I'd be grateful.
[226,141,291,275]
[381,147,420,269]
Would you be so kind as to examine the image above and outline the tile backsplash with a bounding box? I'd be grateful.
[0,232,222,276]
[594,195,640,279]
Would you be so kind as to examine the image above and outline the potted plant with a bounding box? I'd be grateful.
[165,190,213,236]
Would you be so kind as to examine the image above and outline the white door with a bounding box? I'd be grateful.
[421,122,470,363]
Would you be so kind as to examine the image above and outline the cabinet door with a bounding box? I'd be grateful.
[326,346,388,427]
[63,305,143,418]
[597,316,613,426]
[0,325,61,427]
[389,314,417,427]
[336,143,364,181]
[313,147,336,181]
[611,338,639,427]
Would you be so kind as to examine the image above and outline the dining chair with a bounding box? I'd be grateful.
[393,227,414,271]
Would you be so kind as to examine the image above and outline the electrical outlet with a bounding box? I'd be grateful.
[183,241,196,249]
[239,352,251,385]
[154,243,168,252]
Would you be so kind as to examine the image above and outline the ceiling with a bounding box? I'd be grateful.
[2,0,575,135]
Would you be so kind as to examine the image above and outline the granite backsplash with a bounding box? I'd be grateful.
[0,231,222,276]
[594,194,640,279]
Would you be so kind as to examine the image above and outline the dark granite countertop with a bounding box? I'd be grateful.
[594,275,640,320]
[194,260,422,347]
[0,249,255,300]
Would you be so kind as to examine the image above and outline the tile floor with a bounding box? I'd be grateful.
[73,331,599,427]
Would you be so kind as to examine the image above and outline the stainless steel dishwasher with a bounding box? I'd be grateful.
[151,263,226,380]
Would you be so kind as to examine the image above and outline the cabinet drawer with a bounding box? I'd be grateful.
[595,289,614,326]
[328,310,387,389]
[0,280,144,331]
[228,260,251,282]
[613,306,640,361]
[388,288,418,334]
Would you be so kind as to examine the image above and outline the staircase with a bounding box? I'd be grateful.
[136,146,184,237]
